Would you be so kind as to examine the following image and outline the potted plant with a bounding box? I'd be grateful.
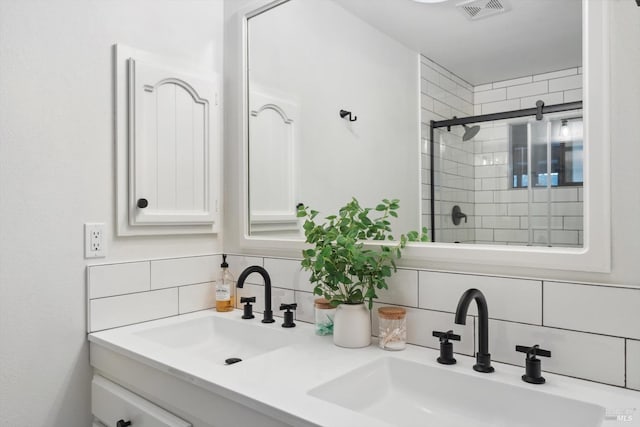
[297,198,428,348]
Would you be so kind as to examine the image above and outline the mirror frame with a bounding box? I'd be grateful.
[228,0,610,274]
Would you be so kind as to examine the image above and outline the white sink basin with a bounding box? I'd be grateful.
[309,357,606,427]
[135,315,305,365]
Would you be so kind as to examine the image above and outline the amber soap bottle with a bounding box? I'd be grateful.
[216,254,235,312]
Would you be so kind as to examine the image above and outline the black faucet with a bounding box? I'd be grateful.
[454,288,494,373]
[237,266,274,323]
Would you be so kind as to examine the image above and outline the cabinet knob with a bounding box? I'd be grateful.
[137,198,148,209]
[117,420,132,427]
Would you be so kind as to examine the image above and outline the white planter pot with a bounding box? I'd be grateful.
[333,303,371,348]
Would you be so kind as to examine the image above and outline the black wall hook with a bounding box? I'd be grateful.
[339,109,357,122]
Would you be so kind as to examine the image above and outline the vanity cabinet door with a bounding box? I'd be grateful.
[128,57,219,227]
[92,375,192,427]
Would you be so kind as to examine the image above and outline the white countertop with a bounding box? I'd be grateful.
[89,309,640,427]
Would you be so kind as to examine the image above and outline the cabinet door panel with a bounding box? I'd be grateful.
[249,90,299,234]
[129,58,217,225]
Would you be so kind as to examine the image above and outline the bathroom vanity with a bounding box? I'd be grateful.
[89,310,640,427]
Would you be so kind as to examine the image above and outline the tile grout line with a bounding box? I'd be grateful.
[624,339,627,388]
[541,281,545,326]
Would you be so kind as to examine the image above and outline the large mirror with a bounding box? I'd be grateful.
[246,0,584,249]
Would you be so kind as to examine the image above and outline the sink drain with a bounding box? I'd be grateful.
[225,357,242,365]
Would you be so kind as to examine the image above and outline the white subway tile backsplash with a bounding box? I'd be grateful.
[263,257,311,291]
[627,340,640,390]
[544,282,640,340]
[372,303,475,356]
[418,271,542,324]
[489,320,626,386]
[506,81,548,99]
[178,282,215,314]
[294,291,316,324]
[548,74,582,92]
[375,269,419,307]
[235,283,294,318]
[226,255,264,285]
[88,262,150,299]
[151,255,218,289]
[532,68,577,82]
[89,288,178,332]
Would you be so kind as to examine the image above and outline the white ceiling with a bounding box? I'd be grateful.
[332,0,582,86]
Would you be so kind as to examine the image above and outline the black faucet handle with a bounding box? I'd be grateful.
[516,344,551,385]
[433,330,459,365]
[280,303,297,328]
[432,330,461,343]
[240,296,256,319]
[516,344,551,359]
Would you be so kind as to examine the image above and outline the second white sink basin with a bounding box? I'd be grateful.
[309,357,605,427]
[135,314,306,365]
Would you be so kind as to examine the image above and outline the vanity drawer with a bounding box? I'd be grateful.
[92,375,191,427]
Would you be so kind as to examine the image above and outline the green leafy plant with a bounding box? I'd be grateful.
[297,198,428,309]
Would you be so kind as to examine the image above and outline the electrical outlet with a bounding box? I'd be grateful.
[85,223,106,258]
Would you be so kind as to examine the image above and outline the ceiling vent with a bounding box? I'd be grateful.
[456,0,509,21]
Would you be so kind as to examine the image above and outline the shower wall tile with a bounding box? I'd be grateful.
[474,83,492,92]
[474,88,506,104]
[492,75,532,89]
[549,74,583,92]
[533,68,578,81]
[481,99,520,115]
[564,88,583,103]
[471,67,583,247]
[506,81,548,99]
[520,91,564,109]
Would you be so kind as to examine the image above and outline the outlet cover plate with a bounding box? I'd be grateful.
[85,223,106,258]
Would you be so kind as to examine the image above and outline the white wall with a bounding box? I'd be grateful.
[248,0,420,232]
[0,1,223,425]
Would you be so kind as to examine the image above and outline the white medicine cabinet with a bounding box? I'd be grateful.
[115,44,221,236]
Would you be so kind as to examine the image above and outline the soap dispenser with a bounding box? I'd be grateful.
[216,254,235,312]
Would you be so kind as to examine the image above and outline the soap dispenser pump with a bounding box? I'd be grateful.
[216,254,235,312]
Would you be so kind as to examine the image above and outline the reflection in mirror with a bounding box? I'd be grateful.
[247,0,582,247]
